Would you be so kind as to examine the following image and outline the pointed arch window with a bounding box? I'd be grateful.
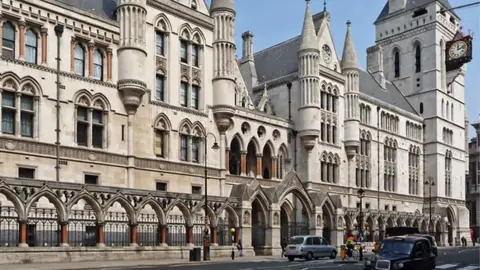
[415,44,421,73]
[419,102,424,114]
[242,97,246,107]
[25,30,37,64]
[156,31,165,56]
[1,85,38,138]
[180,40,188,63]
[155,75,165,101]
[445,151,452,197]
[93,49,103,80]
[191,84,200,110]
[154,116,170,158]
[180,81,188,107]
[74,44,85,76]
[179,134,188,161]
[192,43,199,67]
[75,98,108,149]
[2,22,15,59]
[394,49,400,78]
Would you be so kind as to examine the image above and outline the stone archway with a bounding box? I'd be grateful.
[229,135,243,175]
[251,197,267,251]
[447,207,455,245]
[279,195,310,241]
[435,220,442,244]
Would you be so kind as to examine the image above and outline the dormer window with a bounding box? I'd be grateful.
[412,8,427,18]
[191,0,197,10]
[449,16,455,24]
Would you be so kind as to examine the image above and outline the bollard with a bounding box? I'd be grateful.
[231,246,235,260]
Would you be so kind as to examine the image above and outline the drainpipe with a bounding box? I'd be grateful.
[377,106,381,209]
[287,82,292,121]
[54,24,64,182]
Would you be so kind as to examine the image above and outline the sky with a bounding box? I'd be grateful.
[205,0,480,138]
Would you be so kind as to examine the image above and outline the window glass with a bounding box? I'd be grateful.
[20,113,33,137]
[74,45,85,76]
[180,82,187,107]
[2,23,15,59]
[156,32,164,56]
[313,237,321,245]
[21,95,34,111]
[93,50,103,80]
[25,30,37,64]
[180,134,187,161]
[305,237,313,245]
[2,92,15,107]
[191,85,199,109]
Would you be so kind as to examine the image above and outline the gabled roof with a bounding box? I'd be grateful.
[375,0,457,24]
[56,0,118,20]
[251,35,418,115]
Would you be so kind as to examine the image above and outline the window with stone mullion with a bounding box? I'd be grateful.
[76,107,89,146]
[20,94,34,137]
[92,109,104,148]
[1,91,16,134]
[179,134,188,161]
[192,136,201,163]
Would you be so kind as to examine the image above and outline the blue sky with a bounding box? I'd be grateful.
[205,0,480,137]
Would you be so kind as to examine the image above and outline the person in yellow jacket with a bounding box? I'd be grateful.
[345,235,355,258]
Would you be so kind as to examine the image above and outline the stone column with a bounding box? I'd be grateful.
[238,202,253,254]
[256,154,262,178]
[127,111,135,188]
[70,38,75,72]
[266,203,282,256]
[130,224,138,246]
[60,222,69,247]
[225,148,230,172]
[271,156,277,179]
[187,226,194,246]
[18,221,28,247]
[88,40,95,78]
[240,151,247,176]
[0,13,3,56]
[211,226,218,246]
[160,225,168,247]
[40,27,48,65]
[97,223,105,247]
[106,48,113,82]
[310,207,324,236]
[18,17,26,60]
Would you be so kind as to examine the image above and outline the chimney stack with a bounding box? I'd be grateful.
[241,31,254,60]
[367,45,386,89]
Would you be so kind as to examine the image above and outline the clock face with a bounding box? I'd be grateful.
[322,45,332,63]
[448,40,468,59]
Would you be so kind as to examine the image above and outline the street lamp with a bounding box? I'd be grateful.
[357,188,365,261]
[203,131,219,261]
[425,176,435,234]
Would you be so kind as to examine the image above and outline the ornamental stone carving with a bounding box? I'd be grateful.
[243,211,250,225]
[273,212,279,225]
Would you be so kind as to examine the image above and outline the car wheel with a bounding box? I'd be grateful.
[330,250,337,259]
[305,252,313,261]
[288,256,294,262]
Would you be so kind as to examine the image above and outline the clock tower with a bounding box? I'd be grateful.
[374,0,472,245]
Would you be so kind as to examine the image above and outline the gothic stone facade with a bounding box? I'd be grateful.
[0,0,472,263]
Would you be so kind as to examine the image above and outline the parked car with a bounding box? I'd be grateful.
[364,236,436,270]
[284,235,337,261]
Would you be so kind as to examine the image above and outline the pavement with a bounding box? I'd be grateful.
[1,246,479,270]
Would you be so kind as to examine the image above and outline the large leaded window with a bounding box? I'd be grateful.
[383,138,397,192]
[356,131,371,188]
[408,146,420,195]
[25,30,37,64]
[2,22,15,59]
[1,82,38,138]
[75,96,108,149]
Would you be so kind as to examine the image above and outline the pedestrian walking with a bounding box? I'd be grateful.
[281,237,287,258]
[237,239,243,257]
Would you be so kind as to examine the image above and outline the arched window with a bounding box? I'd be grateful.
[242,97,246,107]
[394,49,400,78]
[2,22,15,59]
[74,44,85,76]
[155,31,165,56]
[75,97,107,148]
[419,102,424,114]
[1,82,39,138]
[415,44,421,73]
[93,49,103,80]
[25,30,37,64]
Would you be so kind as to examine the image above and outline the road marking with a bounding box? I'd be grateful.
[299,268,310,270]
[459,247,480,253]
[437,264,459,269]
[457,266,480,270]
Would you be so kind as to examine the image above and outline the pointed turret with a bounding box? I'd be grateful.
[341,20,360,158]
[297,0,321,191]
[299,0,318,52]
[211,0,236,133]
[210,0,235,13]
[341,21,358,70]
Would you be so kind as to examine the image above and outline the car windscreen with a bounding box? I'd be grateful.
[379,240,413,255]
[288,237,304,245]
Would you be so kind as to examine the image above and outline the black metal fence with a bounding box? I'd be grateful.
[287,222,309,238]
[0,206,18,247]
[252,223,266,248]
[192,215,204,246]
[68,209,97,247]
[166,215,186,246]
[27,208,60,247]
[104,211,130,247]
[137,213,159,246]
[217,219,234,246]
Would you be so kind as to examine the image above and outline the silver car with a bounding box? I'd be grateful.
[284,235,337,261]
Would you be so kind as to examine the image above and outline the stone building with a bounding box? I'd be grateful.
[0,0,472,263]
[467,122,480,242]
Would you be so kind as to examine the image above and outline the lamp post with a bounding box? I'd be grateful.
[203,131,219,261]
[425,176,435,234]
[357,188,365,261]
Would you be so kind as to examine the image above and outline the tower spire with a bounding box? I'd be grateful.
[341,20,358,70]
[299,0,317,51]
[324,0,327,12]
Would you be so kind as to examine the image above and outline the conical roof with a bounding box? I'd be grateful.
[341,20,358,70]
[299,0,318,52]
[210,0,235,13]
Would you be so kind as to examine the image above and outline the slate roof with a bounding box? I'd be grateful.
[375,0,457,23]
[56,0,118,20]
[251,34,418,115]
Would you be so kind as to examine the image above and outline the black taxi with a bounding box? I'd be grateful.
[364,236,436,270]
